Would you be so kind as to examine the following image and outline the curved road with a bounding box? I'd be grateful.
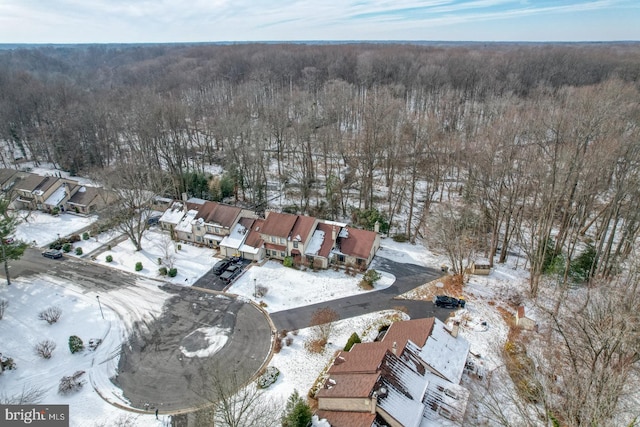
[4,249,273,412]
[6,249,450,411]
[270,256,450,331]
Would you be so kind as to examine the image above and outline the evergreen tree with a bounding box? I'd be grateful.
[0,200,28,286]
[281,390,312,427]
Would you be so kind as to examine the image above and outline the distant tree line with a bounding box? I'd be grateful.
[1,42,639,292]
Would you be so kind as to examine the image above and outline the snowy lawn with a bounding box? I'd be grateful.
[0,276,170,427]
[227,261,394,313]
[93,229,216,285]
[13,210,98,248]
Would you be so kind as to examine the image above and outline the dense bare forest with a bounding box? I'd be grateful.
[1,42,640,426]
[1,42,640,295]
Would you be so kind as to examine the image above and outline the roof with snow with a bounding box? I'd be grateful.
[175,209,198,233]
[160,202,188,225]
[43,184,67,207]
[239,218,265,254]
[305,229,325,256]
[260,211,298,238]
[317,317,470,427]
[220,218,253,250]
[421,371,470,425]
[313,222,337,258]
[415,318,470,384]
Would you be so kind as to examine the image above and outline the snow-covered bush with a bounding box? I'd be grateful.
[1,354,16,372]
[256,366,280,389]
[68,335,84,354]
[38,306,62,324]
[58,371,85,394]
[34,340,56,359]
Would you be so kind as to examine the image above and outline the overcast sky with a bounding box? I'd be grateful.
[1,0,638,44]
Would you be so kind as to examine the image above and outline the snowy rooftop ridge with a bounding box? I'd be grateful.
[417,318,470,384]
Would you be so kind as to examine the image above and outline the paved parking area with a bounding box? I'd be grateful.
[193,258,250,292]
[113,284,272,412]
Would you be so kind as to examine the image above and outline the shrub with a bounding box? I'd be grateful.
[1,354,16,371]
[256,285,269,297]
[256,366,280,389]
[62,243,72,253]
[283,256,294,268]
[75,247,83,255]
[135,262,143,271]
[177,244,182,250]
[285,337,293,346]
[58,371,85,394]
[52,207,60,215]
[107,244,111,250]
[392,233,408,242]
[70,234,81,243]
[305,337,328,354]
[157,257,162,265]
[168,268,177,277]
[34,340,57,359]
[158,266,168,276]
[273,337,283,354]
[359,269,382,289]
[39,306,62,324]
[106,254,113,263]
[82,232,90,240]
[69,335,84,354]
[0,298,8,320]
[344,332,362,351]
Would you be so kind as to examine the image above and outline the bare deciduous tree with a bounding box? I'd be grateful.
[193,365,283,427]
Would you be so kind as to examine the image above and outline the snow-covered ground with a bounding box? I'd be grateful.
[2,209,530,426]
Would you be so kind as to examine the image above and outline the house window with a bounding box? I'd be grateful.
[356,258,364,266]
[196,236,201,242]
[338,255,345,263]
[271,236,276,243]
[280,238,286,244]
[280,251,286,257]
[293,241,298,248]
[214,227,221,234]
[307,256,314,264]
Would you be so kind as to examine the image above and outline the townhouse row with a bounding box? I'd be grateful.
[158,198,381,269]
[0,168,109,214]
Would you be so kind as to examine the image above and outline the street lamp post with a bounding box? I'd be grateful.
[254,278,257,298]
[96,295,104,319]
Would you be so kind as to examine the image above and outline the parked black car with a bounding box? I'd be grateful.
[220,264,242,282]
[42,249,63,259]
[434,295,466,308]
[213,258,232,275]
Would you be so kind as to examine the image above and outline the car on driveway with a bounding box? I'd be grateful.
[434,295,465,308]
[42,249,63,259]
[213,258,233,275]
[220,264,243,282]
